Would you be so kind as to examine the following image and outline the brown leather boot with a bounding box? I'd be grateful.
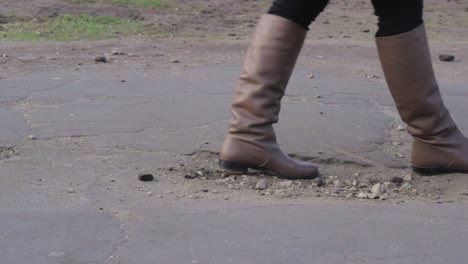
[376,24,468,175]
[219,14,319,179]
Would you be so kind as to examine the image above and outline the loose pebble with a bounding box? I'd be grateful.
[357,192,368,199]
[403,174,413,182]
[255,179,268,190]
[439,54,455,62]
[278,180,293,188]
[390,177,404,185]
[138,173,154,182]
[95,56,107,63]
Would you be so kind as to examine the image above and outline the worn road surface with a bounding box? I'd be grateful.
[1,56,468,263]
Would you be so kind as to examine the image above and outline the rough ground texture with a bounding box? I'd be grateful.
[1,0,468,263]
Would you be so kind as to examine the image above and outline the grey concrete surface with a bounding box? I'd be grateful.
[1,66,406,165]
[1,64,468,263]
[1,202,468,264]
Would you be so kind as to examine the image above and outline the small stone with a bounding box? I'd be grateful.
[357,192,368,199]
[390,177,404,185]
[95,56,107,63]
[67,188,75,193]
[28,135,37,140]
[379,193,389,200]
[212,190,219,194]
[331,187,344,194]
[138,173,154,182]
[358,183,368,188]
[307,73,315,79]
[278,180,293,188]
[371,183,381,194]
[255,179,268,190]
[397,125,406,131]
[121,80,126,83]
[111,50,126,55]
[315,94,322,99]
[352,180,359,186]
[439,54,455,62]
[196,171,204,177]
[362,29,370,33]
[171,59,180,63]
[399,182,412,192]
[147,191,153,196]
[333,180,343,188]
[369,183,381,199]
[382,182,396,192]
[314,177,324,187]
[184,174,198,179]
[403,174,413,182]
[201,188,209,193]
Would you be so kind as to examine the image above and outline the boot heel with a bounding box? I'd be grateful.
[412,166,446,176]
[218,159,250,172]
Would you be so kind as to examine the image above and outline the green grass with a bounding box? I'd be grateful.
[0,14,165,41]
[105,0,169,8]
[68,0,170,8]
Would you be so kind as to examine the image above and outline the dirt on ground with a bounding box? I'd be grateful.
[1,0,468,205]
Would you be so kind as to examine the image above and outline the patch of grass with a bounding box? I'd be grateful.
[0,14,166,41]
[105,0,169,9]
[68,0,170,9]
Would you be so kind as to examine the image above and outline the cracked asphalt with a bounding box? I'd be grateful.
[1,53,468,263]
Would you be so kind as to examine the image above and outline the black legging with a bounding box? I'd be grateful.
[268,0,423,37]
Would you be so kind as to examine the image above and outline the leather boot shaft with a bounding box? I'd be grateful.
[220,15,318,179]
[376,25,468,174]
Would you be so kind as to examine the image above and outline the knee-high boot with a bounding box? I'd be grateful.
[376,24,468,175]
[219,14,319,179]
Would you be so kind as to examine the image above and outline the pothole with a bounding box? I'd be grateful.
[135,151,466,203]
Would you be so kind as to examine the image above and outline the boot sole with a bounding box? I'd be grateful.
[218,159,319,180]
[412,166,468,176]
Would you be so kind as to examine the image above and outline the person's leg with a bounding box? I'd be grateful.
[372,0,468,174]
[219,1,329,179]
[268,0,329,30]
[372,0,423,37]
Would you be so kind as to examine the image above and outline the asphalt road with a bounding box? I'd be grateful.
[1,64,468,263]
